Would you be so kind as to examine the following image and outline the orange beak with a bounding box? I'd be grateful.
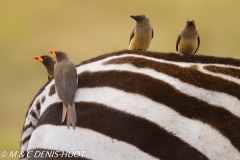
[34,56,43,62]
[49,50,56,57]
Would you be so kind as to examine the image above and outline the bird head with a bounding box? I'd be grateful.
[130,14,148,23]
[35,55,55,67]
[50,50,69,62]
[186,19,196,28]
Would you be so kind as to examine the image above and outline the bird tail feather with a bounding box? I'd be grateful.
[62,104,67,122]
[67,103,77,129]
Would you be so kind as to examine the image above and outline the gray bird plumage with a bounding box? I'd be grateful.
[50,50,78,129]
[176,19,200,55]
[128,14,153,51]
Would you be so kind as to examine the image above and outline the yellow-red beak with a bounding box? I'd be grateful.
[34,56,43,62]
[49,50,56,57]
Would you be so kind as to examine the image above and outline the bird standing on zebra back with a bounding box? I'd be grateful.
[128,14,153,51]
[34,55,55,80]
[50,50,77,129]
[176,19,200,55]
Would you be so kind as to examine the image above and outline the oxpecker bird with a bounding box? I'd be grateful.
[50,50,77,129]
[34,55,55,80]
[128,14,153,51]
[176,19,200,55]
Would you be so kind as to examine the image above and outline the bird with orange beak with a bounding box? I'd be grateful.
[50,50,77,129]
[34,55,55,80]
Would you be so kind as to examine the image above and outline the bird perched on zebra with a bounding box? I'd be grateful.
[50,50,77,129]
[128,14,153,51]
[176,19,200,55]
[34,55,55,80]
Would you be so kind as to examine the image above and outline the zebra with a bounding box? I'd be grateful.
[20,49,240,160]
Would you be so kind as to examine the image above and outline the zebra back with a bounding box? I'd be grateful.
[20,50,240,160]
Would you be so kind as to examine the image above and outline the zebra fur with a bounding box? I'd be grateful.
[20,50,240,160]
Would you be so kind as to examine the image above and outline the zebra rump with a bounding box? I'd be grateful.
[20,50,240,160]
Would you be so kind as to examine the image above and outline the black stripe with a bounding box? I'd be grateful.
[30,109,38,120]
[37,102,209,160]
[41,96,46,104]
[48,84,56,96]
[22,122,33,132]
[22,135,31,145]
[204,65,240,79]
[36,100,41,110]
[104,56,240,100]
[78,49,240,67]
[27,148,90,160]
[77,71,240,151]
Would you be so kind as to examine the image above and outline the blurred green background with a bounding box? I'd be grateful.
[1,0,240,159]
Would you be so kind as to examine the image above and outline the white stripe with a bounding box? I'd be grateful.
[22,127,34,142]
[28,125,158,160]
[77,87,240,160]
[21,127,34,153]
[82,53,240,74]
[76,54,240,118]
[77,54,195,71]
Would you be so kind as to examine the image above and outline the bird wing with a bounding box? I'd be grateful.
[63,62,78,104]
[54,66,65,103]
[176,34,181,52]
[194,35,200,54]
[129,26,135,44]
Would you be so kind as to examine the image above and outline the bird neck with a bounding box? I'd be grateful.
[136,22,152,33]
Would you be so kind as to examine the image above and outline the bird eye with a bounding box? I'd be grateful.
[44,56,46,59]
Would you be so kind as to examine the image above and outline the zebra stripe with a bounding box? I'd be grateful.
[20,50,240,160]
[204,65,240,75]
[29,125,157,160]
